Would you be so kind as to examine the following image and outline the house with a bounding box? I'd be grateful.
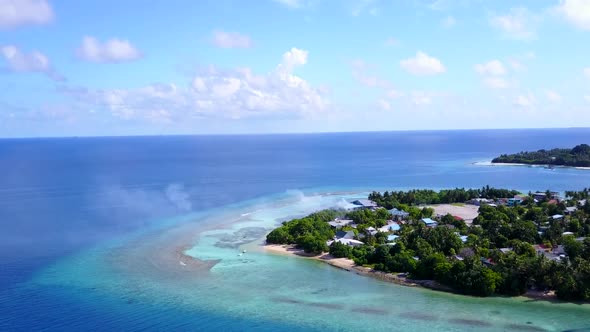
[389,208,410,220]
[562,231,575,236]
[507,197,523,206]
[580,199,587,206]
[366,227,378,236]
[460,235,468,243]
[328,218,354,229]
[481,257,495,267]
[551,214,564,220]
[533,192,548,201]
[421,218,437,227]
[387,234,399,242]
[565,206,578,214]
[466,198,492,206]
[499,248,513,254]
[328,238,364,247]
[335,230,355,240]
[351,199,378,209]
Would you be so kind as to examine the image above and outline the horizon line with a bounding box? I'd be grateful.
[1,126,590,140]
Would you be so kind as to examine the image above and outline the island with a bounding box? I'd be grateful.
[265,187,590,301]
[492,144,590,167]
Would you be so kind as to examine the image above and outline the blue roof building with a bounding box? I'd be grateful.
[421,218,437,227]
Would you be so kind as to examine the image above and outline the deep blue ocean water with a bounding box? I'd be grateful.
[2,128,590,331]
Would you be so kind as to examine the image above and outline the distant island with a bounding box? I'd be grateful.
[265,187,590,301]
[492,144,590,167]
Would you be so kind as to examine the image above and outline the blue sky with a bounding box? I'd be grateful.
[1,0,590,137]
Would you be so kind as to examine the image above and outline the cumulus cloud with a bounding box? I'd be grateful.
[475,60,510,89]
[0,0,53,29]
[483,77,509,89]
[0,45,64,81]
[475,60,507,76]
[350,59,390,88]
[490,7,538,40]
[384,37,399,46]
[555,0,590,30]
[400,51,446,76]
[211,30,253,48]
[60,47,328,122]
[514,93,536,107]
[442,15,456,27]
[273,0,304,8]
[546,90,562,103]
[377,99,391,110]
[76,36,142,63]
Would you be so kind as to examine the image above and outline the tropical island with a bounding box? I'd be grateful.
[265,187,590,301]
[492,144,590,167]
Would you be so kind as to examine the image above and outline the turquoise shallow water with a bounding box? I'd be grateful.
[28,191,590,332]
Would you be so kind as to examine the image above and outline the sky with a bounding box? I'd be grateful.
[0,0,590,137]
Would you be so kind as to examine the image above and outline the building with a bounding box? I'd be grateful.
[335,230,355,240]
[389,208,410,220]
[466,198,493,206]
[421,218,437,227]
[328,218,354,229]
[551,214,564,220]
[565,206,578,214]
[507,197,523,206]
[327,238,364,247]
[366,227,378,236]
[351,199,378,209]
[387,234,399,242]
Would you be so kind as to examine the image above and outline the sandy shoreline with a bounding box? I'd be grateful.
[474,161,590,171]
[263,244,560,302]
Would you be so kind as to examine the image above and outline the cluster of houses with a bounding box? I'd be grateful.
[328,195,588,263]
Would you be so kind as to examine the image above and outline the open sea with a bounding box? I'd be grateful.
[2,128,590,331]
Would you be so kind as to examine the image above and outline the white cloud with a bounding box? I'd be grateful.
[483,77,509,89]
[490,7,538,40]
[386,89,404,99]
[60,48,329,122]
[351,0,378,16]
[384,37,399,46]
[411,92,432,105]
[584,67,590,78]
[475,60,507,76]
[76,36,142,63]
[211,30,253,49]
[0,45,63,80]
[555,0,590,30]
[377,99,391,110]
[514,93,536,107]
[442,15,456,27]
[400,51,446,76]
[0,0,53,29]
[350,59,391,88]
[546,90,562,103]
[273,0,304,8]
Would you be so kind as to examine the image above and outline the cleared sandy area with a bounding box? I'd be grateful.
[425,204,479,224]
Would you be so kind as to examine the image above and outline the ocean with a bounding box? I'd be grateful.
[1,128,590,331]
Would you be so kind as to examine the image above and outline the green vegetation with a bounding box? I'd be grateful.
[368,186,520,207]
[492,144,590,167]
[266,187,590,301]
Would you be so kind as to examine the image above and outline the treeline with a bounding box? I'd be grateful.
[492,144,590,167]
[368,186,520,208]
[266,210,338,254]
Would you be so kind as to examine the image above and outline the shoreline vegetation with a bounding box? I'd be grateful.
[264,187,590,302]
[491,144,590,168]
